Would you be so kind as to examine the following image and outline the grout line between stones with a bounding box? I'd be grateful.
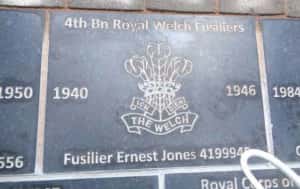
[215,0,220,14]
[284,0,288,17]
[64,0,69,9]
[0,5,291,18]
[255,18,274,154]
[0,162,300,183]
[34,10,50,175]
[158,173,165,189]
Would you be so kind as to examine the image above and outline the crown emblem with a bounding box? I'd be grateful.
[121,43,198,135]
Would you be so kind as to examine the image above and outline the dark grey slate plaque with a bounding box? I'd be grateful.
[0,10,44,174]
[0,176,158,189]
[45,12,266,172]
[262,20,300,162]
[166,169,300,189]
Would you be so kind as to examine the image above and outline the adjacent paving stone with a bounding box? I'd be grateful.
[69,0,144,10]
[220,0,284,15]
[0,10,44,174]
[166,169,299,189]
[287,0,300,17]
[146,0,215,13]
[262,19,300,162]
[44,12,266,173]
[0,0,64,7]
[0,177,158,189]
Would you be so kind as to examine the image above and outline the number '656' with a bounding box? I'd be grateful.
[0,156,24,169]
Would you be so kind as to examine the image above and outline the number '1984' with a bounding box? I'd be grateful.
[273,86,300,98]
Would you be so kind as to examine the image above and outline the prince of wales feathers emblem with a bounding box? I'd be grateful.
[121,43,198,135]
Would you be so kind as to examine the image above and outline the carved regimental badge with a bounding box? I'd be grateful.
[121,43,198,135]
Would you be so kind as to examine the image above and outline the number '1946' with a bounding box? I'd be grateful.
[226,85,257,97]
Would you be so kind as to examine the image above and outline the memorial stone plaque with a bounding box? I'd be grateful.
[0,10,44,174]
[262,20,300,162]
[45,12,266,172]
[166,169,300,189]
[0,176,157,189]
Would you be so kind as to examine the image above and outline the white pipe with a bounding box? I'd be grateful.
[241,149,300,189]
